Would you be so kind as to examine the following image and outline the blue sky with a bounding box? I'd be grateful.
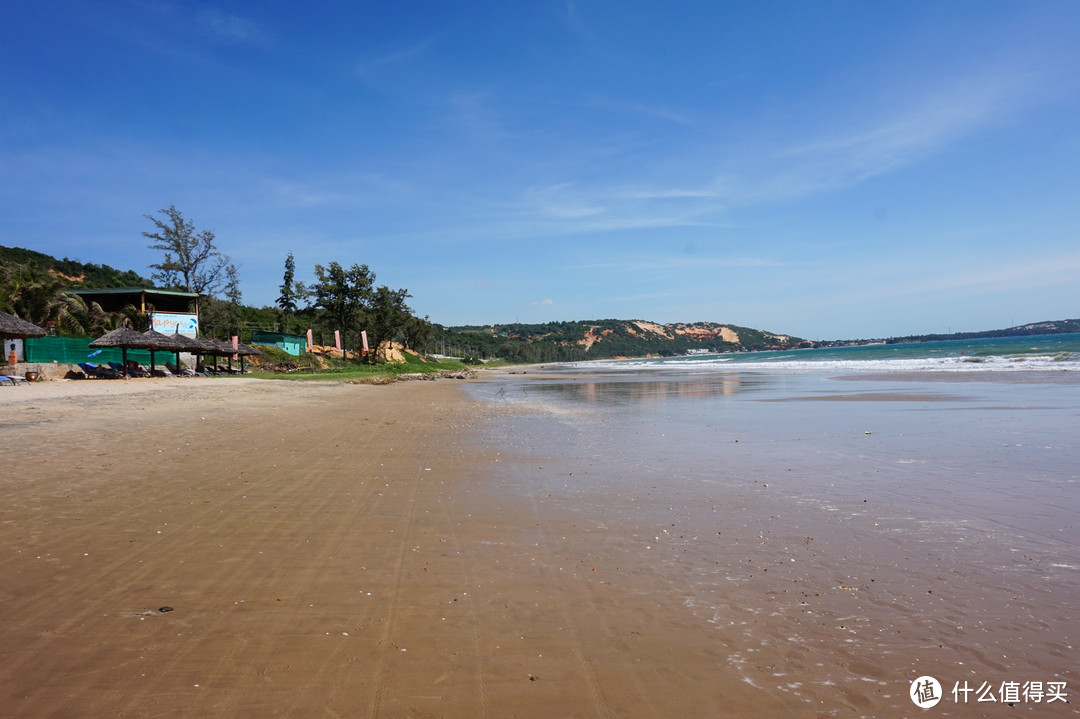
[2,1,1078,339]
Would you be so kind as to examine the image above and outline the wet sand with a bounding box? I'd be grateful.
[1,373,1076,717]
[466,368,1080,715]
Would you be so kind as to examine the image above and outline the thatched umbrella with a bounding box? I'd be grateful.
[0,311,47,366]
[89,327,154,378]
[235,342,262,373]
[142,329,189,374]
[208,339,238,373]
[169,331,211,374]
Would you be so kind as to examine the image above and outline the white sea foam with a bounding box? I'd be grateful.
[570,352,1080,374]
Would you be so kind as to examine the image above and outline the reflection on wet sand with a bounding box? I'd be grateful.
[471,369,1079,715]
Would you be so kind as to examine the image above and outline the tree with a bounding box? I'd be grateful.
[367,285,413,363]
[402,314,434,354]
[1,261,90,334]
[223,263,242,305]
[277,253,299,334]
[310,261,374,343]
[143,205,232,296]
[277,253,298,313]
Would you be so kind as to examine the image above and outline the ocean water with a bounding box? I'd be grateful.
[465,335,1080,713]
[569,331,1080,374]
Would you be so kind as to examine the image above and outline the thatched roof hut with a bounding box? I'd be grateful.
[142,329,188,352]
[0,311,48,340]
[89,327,154,350]
[89,327,155,377]
[140,330,190,372]
[234,342,262,372]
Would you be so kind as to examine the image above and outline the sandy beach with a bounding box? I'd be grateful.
[0,376,776,718]
[1,372,1076,717]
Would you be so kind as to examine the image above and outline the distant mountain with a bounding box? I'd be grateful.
[437,319,806,362]
[884,319,1080,345]
[0,245,155,288]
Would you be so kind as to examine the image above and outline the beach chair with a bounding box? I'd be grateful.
[165,361,196,377]
[111,362,149,378]
[0,375,24,386]
[78,362,121,379]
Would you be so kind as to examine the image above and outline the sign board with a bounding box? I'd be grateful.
[151,312,199,336]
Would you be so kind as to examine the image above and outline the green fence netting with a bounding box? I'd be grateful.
[24,336,170,366]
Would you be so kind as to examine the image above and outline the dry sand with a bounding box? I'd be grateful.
[1,376,783,718]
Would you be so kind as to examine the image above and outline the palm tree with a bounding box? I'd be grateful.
[0,261,126,335]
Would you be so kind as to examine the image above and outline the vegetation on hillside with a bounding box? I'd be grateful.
[0,245,154,288]
[884,319,1080,345]
[433,319,804,363]
[0,247,152,334]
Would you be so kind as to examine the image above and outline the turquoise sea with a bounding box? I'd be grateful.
[570,331,1080,374]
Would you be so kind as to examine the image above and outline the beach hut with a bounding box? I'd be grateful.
[0,311,48,366]
[88,327,154,378]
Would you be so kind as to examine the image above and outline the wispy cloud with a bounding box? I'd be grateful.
[586,95,698,129]
[521,182,607,219]
[750,67,1043,202]
[356,39,434,80]
[579,255,786,273]
[195,7,272,46]
[619,187,720,200]
[447,91,511,142]
[262,173,414,207]
[530,298,556,307]
[514,65,1050,237]
[562,0,585,36]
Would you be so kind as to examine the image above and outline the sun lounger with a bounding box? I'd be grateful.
[0,375,29,386]
[109,362,150,378]
[78,362,122,379]
[165,362,196,377]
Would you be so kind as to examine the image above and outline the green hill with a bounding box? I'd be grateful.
[0,245,155,288]
[435,319,806,363]
[884,319,1080,345]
